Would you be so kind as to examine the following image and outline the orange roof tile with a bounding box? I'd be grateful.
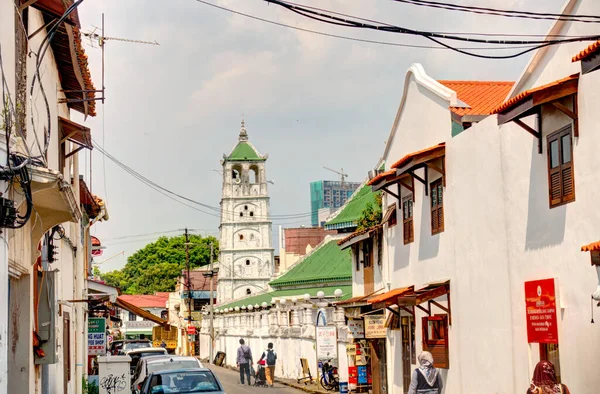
[338,224,383,246]
[572,40,600,62]
[491,74,579,115]
[391,143,445,170]
[367,169,396,186]
[368,287,413,304]
[438,80,514,117]
[581,241,600,252]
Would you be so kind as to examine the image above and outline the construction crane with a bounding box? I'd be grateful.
[323,166,348,187]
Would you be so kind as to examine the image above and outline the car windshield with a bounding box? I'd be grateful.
[148,371,220,393]
[147,360,199,374]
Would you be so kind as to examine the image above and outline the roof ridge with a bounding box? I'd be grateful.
[437,80,514,85]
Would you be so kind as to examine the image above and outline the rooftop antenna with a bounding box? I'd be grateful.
[82,13,160,104]
[323,166,348,187]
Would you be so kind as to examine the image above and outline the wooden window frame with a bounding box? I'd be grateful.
[430,179,444,235]
[362,241,372,268]
[547,125,575,208]
[388,205,398,227]
[402,195,414,244]
[422,314,449,369]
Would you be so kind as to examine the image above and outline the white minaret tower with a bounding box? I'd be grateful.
[217,120,274,304]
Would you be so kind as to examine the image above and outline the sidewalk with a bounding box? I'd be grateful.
[202,358,329,394]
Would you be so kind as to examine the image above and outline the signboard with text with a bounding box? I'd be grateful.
[364,315,386,339]
[525,278,559,344]
[316,326,337,360]
[347,319,365,339]
[88,318,106,356]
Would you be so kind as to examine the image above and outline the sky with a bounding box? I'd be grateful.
[74,0,567,271]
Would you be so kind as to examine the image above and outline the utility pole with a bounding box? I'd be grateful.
[209,242,214,364]
[185,228,192,356]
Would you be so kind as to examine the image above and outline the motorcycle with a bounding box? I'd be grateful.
[319,359,339,391]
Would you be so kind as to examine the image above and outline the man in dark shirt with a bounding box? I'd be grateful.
[236,339,253,385]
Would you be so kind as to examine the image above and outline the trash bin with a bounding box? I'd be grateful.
[214,351,226,366]
[339,382,349,393]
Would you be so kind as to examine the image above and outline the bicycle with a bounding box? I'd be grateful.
[319,359,339,391]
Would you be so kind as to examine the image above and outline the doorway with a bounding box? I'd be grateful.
[63,312,71,394]
[369,338,388,394]
[363,242,374,294]
[401,316,411,393]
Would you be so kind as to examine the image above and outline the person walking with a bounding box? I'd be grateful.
[236,339,253,386]
[258,342,277,387]
[407,351,443,394]
[527,360,571,394]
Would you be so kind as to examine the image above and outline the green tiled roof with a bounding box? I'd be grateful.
[325,183,379,228]
[228,142,264,161]
[269,239,352,288]
[216,285,352,311]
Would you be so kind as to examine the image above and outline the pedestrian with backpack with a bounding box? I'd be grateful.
[258,342,277,387]
[236,339,253,386]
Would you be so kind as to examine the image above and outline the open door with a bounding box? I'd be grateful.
[401,316,411,394]
[369,339,388,394]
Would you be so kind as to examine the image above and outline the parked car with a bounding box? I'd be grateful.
[132,356,204,394]
[125,347,168,375]
[116,339,152,355]
[140,368,224,394]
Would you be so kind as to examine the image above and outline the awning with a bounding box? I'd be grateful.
[581,241,600,266]
[369,143,446,199]
[396,281,452,324]
[335,289,385,308]
[114,297,169,326]
[125,329,153,336]
[492,74,579,153]
[87,279,120,303]
[572,40,600,75]
[368,286,414,309]
[79,178,101,219]
[338,224,382,250]
[59,117,92,158]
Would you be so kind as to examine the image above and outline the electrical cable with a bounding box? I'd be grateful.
[264,0,600,59]
[193,0,542,51]
[392,0,600,23]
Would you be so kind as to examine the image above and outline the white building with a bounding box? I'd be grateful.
[217,122,275,303]
[356,1,600,393]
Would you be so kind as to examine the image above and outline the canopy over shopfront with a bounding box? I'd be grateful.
[114,296,169,326]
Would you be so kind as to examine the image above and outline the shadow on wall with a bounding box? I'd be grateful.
[525,143,566,250]
[418,175,440,261]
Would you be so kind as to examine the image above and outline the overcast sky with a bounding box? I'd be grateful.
[75,0,566,271]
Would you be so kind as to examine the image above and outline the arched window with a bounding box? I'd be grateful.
[250,212,254,217]
[232,165,242,183]
[246,288,252,295]
[250,234,255,241]
[240,212,243,217]
[239,234,244,241]
[246,259,250,266]
[249,166,258,184]
[244,205,248,210]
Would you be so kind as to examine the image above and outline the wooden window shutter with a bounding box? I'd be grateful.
[422,315,449,369]
[430,179,444,235]
[403,197,414,244]
[547,125,575,208]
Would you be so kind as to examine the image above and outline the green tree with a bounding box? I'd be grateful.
[356,193,382,231]
[98,234,219,294]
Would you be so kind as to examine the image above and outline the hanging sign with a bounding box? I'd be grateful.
[316,326,337,360]
[364,315,386,339]
[88,318,106,356]
[347,319,365,339]
[187,325,197,335]
[525,278,559,344]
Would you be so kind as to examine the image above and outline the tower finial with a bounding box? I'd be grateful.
[239,117,248,141]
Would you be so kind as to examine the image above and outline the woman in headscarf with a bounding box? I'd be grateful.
[407,351,443,394]
[527,360,571,394]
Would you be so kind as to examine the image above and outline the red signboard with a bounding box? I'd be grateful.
[525,278,558,344]
[187,326,196,335]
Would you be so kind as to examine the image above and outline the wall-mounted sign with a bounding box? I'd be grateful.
[125,320,156,329]
[88,318,106,356]
[364,315,386,339]
[347,319,365,339]
[345,344,357,356]
[187,325,197,335]
[316,326,337,360]
[525,278,558,344]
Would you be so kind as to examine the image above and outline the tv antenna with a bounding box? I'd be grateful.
[323,166,348,187]
[81,13,159,104]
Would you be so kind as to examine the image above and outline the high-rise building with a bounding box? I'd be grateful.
[310,180,361,227]
[216,121,274,304]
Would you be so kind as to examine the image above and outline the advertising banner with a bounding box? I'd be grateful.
[364,315,386,339]
[525,278,559,344]
[316,326,337,360]
[88,318,106,356]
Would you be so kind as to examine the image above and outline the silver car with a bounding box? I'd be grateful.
[132,356,203,393]
[140,368,224,394]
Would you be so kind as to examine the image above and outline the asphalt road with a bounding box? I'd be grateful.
[206,364,304,393]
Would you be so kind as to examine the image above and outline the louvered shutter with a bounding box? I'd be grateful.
[561,132,575,203]
[547,135,563,206]
[547,126,575,207]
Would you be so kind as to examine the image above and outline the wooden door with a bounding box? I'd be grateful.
[63,312,71,394]
[363,241,374,294]
[401,317,411,393]
[369,339,387,394]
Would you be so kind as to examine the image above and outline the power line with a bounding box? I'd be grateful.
[392,0,600,23]
[264,0,600,59]
[193,0,542,51]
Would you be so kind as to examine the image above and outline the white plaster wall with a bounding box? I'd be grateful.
[0,1,14,391]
